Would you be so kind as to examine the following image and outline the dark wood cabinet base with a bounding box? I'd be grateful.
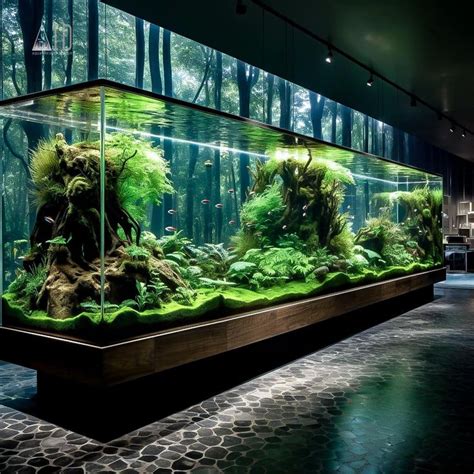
[0,268,446,391]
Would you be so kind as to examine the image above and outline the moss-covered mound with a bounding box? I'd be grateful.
[2,262,435,340]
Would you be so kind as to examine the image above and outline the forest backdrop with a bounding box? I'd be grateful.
[0,0,472,247]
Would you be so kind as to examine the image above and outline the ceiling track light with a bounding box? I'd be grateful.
[236,0,247,15]
[450,123,455,133]
[462,130,467,138]
[410,95,417,107]
[366,72,374,87]
[325,47,333,64]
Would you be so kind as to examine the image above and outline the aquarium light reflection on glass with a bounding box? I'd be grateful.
[0,105,439,186]
[106,125,269,159]
[352,173,434,187]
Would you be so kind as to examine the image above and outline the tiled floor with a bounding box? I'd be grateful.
[435,272,474,289]
[1,287,473,473]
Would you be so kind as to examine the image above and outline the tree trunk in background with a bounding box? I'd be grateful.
[371,118,378,155]
[87,0,99,80]
[162,29,174,228]
[266,73,274,125]
[214,51,223,242]
[135,17,144,89]
[44,0,52,89]
[381,124,386,156]
[330,101,337,144]
[309,92,325,139]
[18,0,44,93]
[163,29,173,97]
[392,128,400,161]
[363,114,369,152]
[149,24,163,236]
[407,134,415,165]
[236,60,259,204]
[186,145,199,239]
[341,105,352,148]
[18,0,45,232]
[278,78,291,130]
[65,0,74,86]
[149,24,162,94]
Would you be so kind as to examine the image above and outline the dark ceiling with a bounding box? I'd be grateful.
[104,0,474,161]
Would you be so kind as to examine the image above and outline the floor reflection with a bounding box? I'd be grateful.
[0,288,473,472]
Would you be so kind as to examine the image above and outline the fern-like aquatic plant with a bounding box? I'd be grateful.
[106,134,173,222]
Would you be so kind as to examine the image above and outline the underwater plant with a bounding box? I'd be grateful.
[236,149,355,255]
[232,183,285,255]
[227,261,258,285]
[14,133,185,319]
[7,264,48,308]
[371,187,443,264]
[228,246,317,289]
[124,244,151,262]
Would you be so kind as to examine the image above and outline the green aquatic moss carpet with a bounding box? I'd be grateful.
[1,262,434,336]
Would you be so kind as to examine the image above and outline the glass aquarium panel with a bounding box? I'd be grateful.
[0,81,443,343]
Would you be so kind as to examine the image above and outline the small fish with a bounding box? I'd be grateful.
[165,226,177,232]
[228,188,235,194]
[302,212,307,217]
[204,160,213,167]
[227,246,235,251]
[167,209,176,215]
[215,203,224,209]
[201,199,210,205]
[44,216,55,225]
[249,191,256,197]
[228,219,236,225]
[17,256,25,260]
[302,204,308,211]
[282,225,287,230]
[347,205,351,209]
[267,211,272,216]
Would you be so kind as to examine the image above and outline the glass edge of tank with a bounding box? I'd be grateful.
[0,78,444,181]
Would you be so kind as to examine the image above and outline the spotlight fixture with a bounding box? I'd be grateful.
[462,130,467,138]
[450,123,455,133]
[410,95,417,107]
[366,72,374,87]
[236,0,247,15]
[325,47,333,64]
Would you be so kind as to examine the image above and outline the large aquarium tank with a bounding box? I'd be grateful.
[0,81,443,343]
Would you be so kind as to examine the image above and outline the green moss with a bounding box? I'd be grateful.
[106,291,223,327]
[2,262,438,337]
[2,292,100,332]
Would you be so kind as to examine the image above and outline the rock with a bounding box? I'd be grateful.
[330,259,348,271]
[314,266,329,280]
